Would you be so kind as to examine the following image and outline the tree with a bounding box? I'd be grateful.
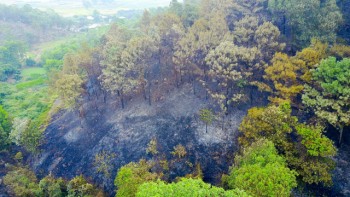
[39,175,67,197]
[146,139,159,155]
[233,16,259,47]
[171,144,187,158]
[263,39,328,103]
[9,117,30,146]
[227,139,297,197]
[100,26,139,109]
[268,0,342,48]
[255,21,285,65]
[233,16,284,72]
[302,57,350,144]
[93,151,116,178]
[173,13,230,92]
[229,16,284,96]
[136,178,250,197]
[0,105,12,150]
[264,52,304,103]
[169,0,183,17]
[123,36,158,105]
[55,74,83,108]
[294,39,328,83]
[0,41,26,81]
[239,103,337,185]
[329,44,350,59]
[3,167,40,196]
[67,175,101,197]
[140,9,152,34]
[205,41,256,111]
[199,108,215,133]
[151,13,185,87]
[115,159,159,197]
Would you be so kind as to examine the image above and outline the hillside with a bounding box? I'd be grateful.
[1,0,350,197]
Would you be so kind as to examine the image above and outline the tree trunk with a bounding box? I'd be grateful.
[180,68,183,84]
[142,82,147,101]
[225,86,229,114]
[192,70,196,95]
[222,115,225,130]
[148,81,152,106]
[175,68,179,88]
[339,126,344,145]
[120,90,125,109]
[205,124,208,133]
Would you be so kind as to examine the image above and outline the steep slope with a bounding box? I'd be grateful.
[32,83,246,194]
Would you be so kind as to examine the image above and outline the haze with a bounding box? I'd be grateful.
[1,0,179,16]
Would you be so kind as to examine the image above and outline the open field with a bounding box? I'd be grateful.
[21,67,46,78]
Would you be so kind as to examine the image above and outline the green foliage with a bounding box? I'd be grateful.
[1,86,52,119]
[0,4,71,46]
[20,118,44,153]
[199,108,215,133]
[146,139,159,155]
[227,139,297,197]
[16,77,46,90]
[115,159,159,197]
[93,151,116,178]
[3,167,41,196]
[239,103,337,185]
[171,144,187,158]
[39,175,67,197]
[14,151,23,162]
[296,125,336,157]
[268,0,342,47]
[302,57,350,143]
[55,74,83,108]
[0,105,12,150]
[21,67,46,80]
[9,118,30,146]
[0,40,26,81]
[4,166,103,197]
[137,178,250,197]
[67,175,101,197]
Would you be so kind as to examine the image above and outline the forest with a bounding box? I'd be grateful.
[0,0,350,196]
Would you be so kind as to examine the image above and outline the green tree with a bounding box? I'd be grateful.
[227,139,297,197]
[173,13,230,92]
[93,151,116,178]
[302,57,350,144]
[100,25,138,109]
[146,139,159,155]
[136,178,250,197]
[239,103,337,185]
[39,175,67,197]
[171,144,187,158]
[55,74,83,108]
[205,41,257,111]
[3,167,41,196]
[123,36,158,105]
[67,175,101,197]
[0,105,12,150]
[268,0,342,48]
[9,117,30,146]
[115,159,159,197]
[199,108,215,133]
